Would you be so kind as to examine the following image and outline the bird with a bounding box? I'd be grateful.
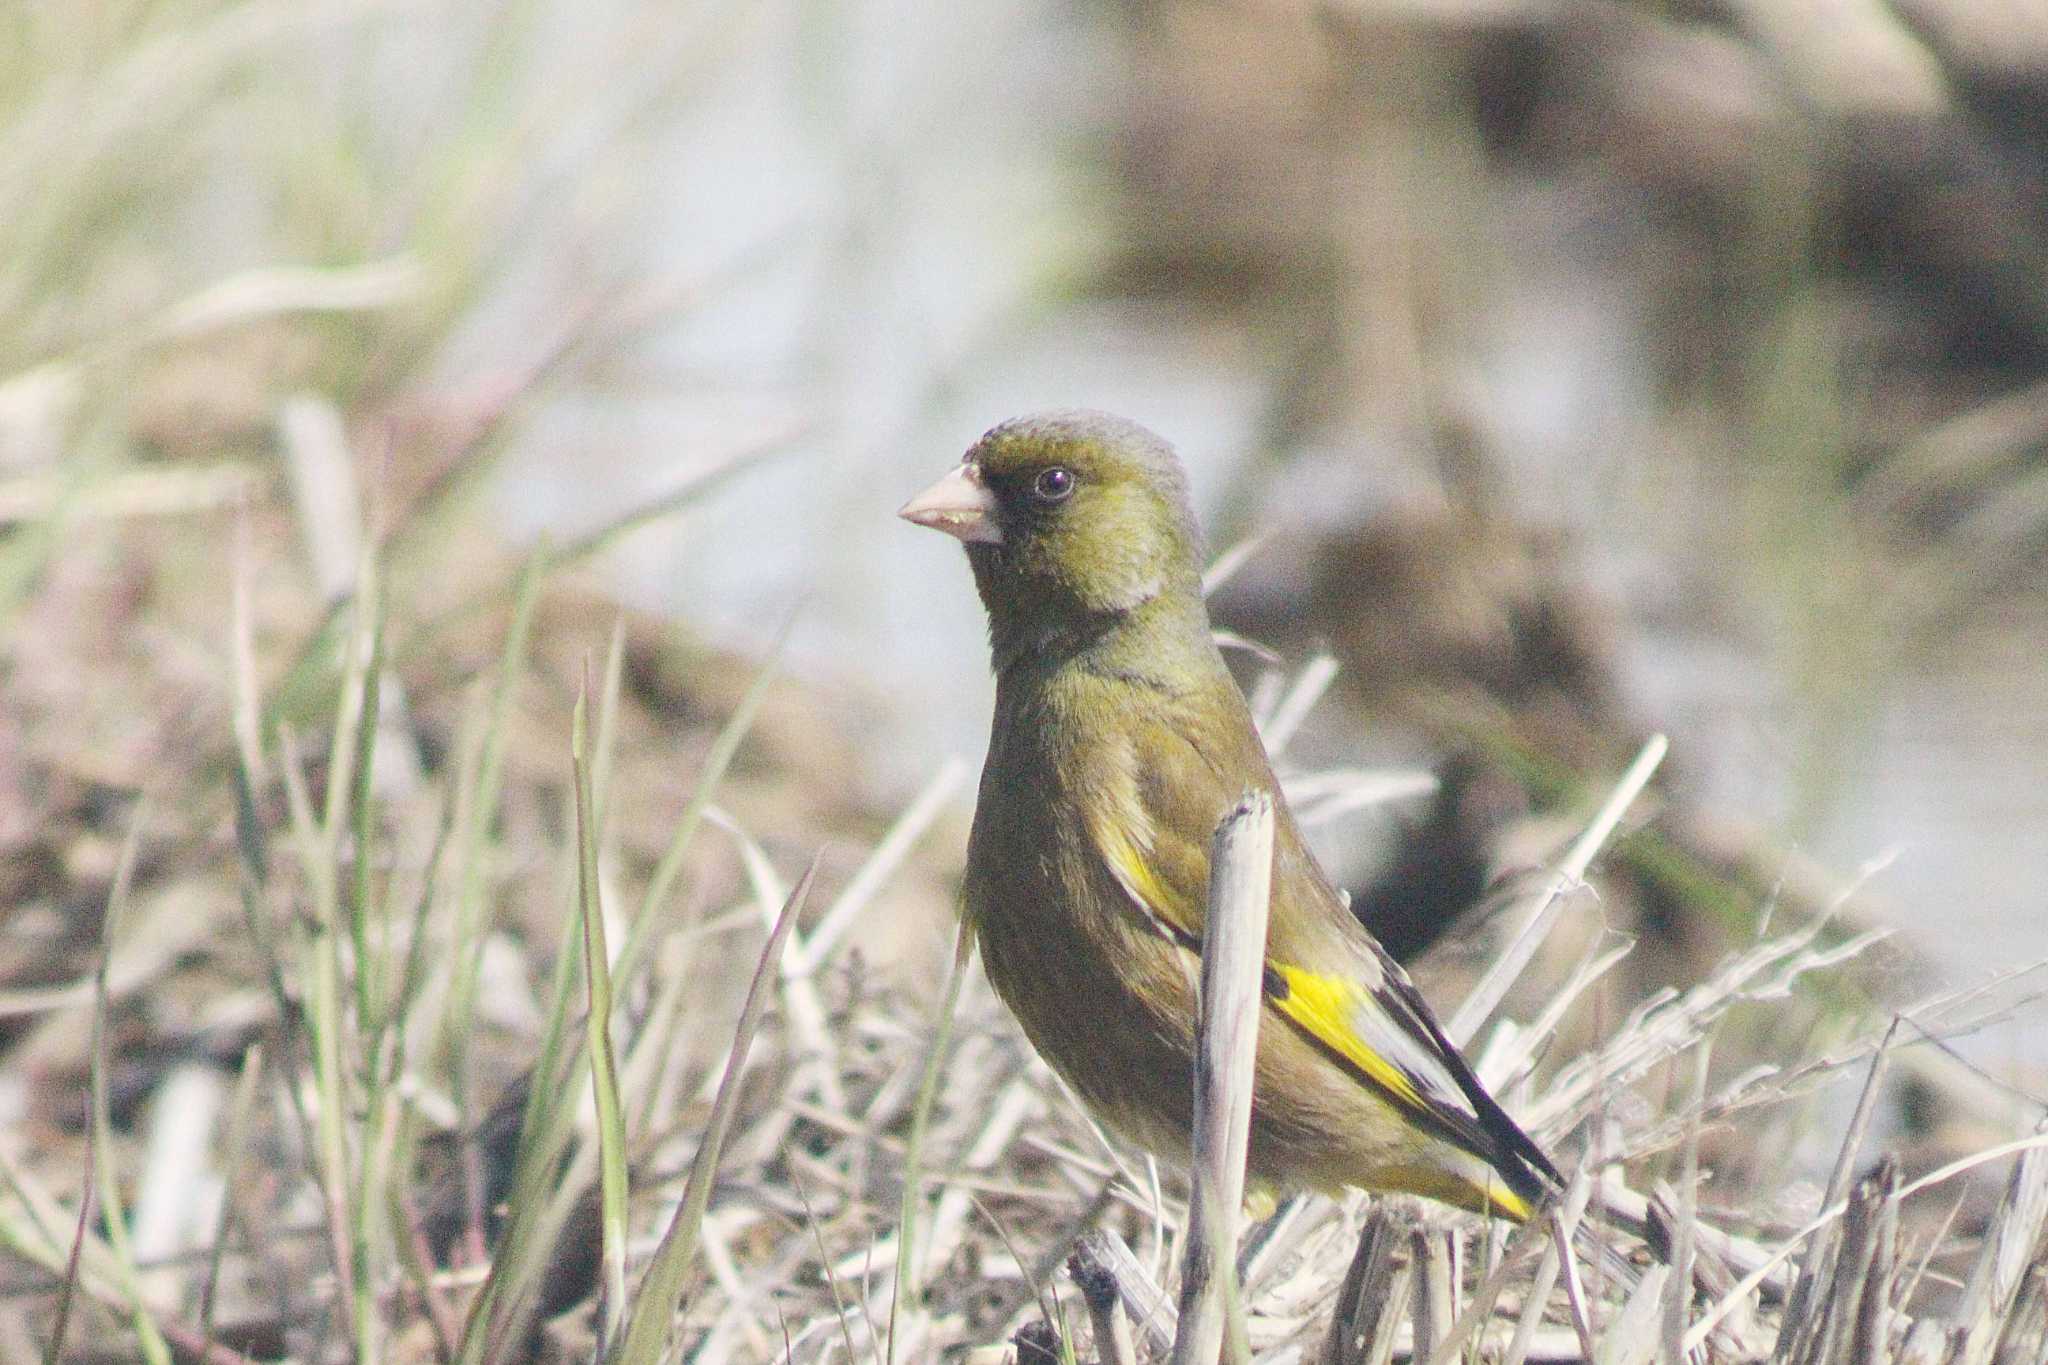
[898,410,1560,1222]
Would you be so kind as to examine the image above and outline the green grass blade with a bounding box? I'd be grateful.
[87,807,173,1365]
[590,612,628,832]
[347,559,387,1032]
[610,855,819,1365]
[197,1042,265,1362]
[443,543,547,1106]
[574,676,631,1350]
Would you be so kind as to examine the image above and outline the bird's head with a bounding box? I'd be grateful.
[899,412,1206,663]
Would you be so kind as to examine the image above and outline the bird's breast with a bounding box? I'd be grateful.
[964,698,1204,1149]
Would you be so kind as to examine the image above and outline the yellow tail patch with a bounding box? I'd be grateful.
[1364,1164,1535,1222]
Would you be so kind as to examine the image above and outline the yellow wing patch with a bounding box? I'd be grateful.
[1098,818,1430,1120]
[1093,810,1193,941]
[1270,967,1427,1113]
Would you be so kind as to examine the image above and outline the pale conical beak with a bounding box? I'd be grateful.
[898,463,1002,544]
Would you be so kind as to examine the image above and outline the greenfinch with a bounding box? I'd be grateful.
[899,410,1557,1221]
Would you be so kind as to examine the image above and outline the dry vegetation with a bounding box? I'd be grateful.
[3,459,2045,1362]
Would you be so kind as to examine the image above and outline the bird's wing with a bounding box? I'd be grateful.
[1083,699,1557,1207]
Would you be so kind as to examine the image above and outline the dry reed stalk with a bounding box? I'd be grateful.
[1317,1201,1412,1365]
[1073,1234,1140,1365]
[1172,794,1277,1365]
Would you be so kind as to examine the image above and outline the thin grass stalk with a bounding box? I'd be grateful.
[1667,1130,2048,1362]
[342,564,392,1365]
[197,1044,265,1363]
[1552,1198,1601,1361]
[618,619,790,989]
[451,913,589,1364]
[590,613,629,831]
[87,808,174,1365]
[1419,1216,1549,1365]
[458,644,777,1364]
[792,754,968,976]
[511,856,589,1180]
[372,804,457,1339]
[510,631,779,1194]
[283,589,378,1361]
[1949,1119,2048,1365]
[1073,1236,1139,1365]
[1661,1040,1711,1365]
[0,1148,112,1300]
[1201,535,1267,596]
[443,543,548,1112]
[279,720,364,1343]
[787,1164,864,1363]
[1741,1020,1898,1359]
[887,914,978,1365]
[1172,793,1275,1365]
[610,856,818,1365]
[1447,733,1668,1046]
[42,1138,92,1365]
[229,762,322,1231]
[45,811,148,1365]
[1504,1166,1594,1365]
[225,513,327,1191]
[573,680,631,1349]
[385,805,455,1051]
[1258,656,1340,758]
[346,559,386,1032]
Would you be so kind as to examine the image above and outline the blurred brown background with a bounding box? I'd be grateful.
[8,0,2048,1073]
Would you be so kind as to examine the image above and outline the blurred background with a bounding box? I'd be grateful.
[19,0,2041,963]
[4,0,2048,1353]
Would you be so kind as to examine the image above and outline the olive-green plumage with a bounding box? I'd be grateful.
[901,410,1558,1219]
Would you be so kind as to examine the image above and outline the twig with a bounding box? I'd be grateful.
[1410,1226,1453,1361]
[1947,1119,2048,1365]
[1447,734,1667,1046]
[1660,1040,1710,1364]
[1552,1206,1599,1364]
[1171,794,1276,1365]
[1259,656,1340,758]
[1202,535,1268,596]
[1078,1227,1176,1356]
[1072,1235,1139,1365]
[1594,1263,1666,1365]
[1419,1214,1547,1365]
[1504,1167,1593,1365]
[1318,1201,1412,1365]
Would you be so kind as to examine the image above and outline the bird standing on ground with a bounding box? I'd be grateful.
[898,410,1559,1221]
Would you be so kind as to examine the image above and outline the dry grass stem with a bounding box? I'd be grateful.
[1172,793,1276,1365]
[1447,733,1668,1047]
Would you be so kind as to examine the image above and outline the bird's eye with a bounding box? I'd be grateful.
[1033,467,1076,503]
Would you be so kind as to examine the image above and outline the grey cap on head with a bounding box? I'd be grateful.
[972,409,1189,488]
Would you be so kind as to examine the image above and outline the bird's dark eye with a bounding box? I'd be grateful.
[1033,467,1076,503]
